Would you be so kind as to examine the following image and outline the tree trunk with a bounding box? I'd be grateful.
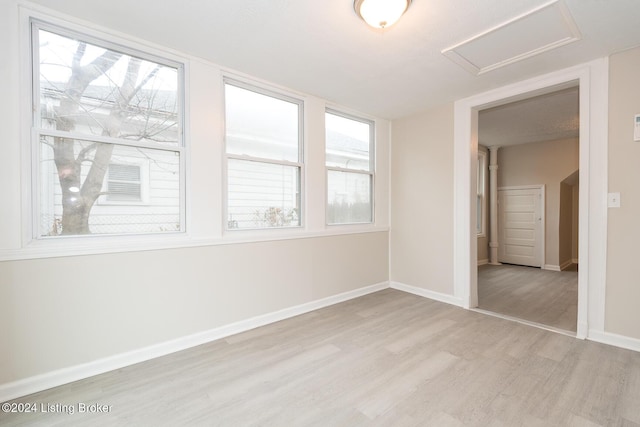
[50,42,151,235]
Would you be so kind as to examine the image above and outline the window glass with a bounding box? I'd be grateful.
[327,170,372,224]
[34,23,183,237]
[227,159,300,229]
[325,113,371,171]
[38,29,180,146]
[39,136,180,236]
[225,81,303,230]
[325,111,373,225]
[225,84,299,162]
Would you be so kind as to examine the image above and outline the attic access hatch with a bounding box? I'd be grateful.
[442,0,581,75]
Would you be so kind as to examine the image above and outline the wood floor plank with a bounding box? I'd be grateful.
[478,264,578,332]
[1,289,639,426]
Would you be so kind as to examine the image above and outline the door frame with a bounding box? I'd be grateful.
[452,59,609,340]
[498,185,545,268]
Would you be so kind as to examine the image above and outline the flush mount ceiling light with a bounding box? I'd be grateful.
[354,0,412,29]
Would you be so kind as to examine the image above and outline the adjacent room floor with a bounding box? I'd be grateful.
[3,288,638,426]
[478,264,578,333]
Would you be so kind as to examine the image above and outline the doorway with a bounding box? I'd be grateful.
[452,59,610,340]
[475,87,579,333]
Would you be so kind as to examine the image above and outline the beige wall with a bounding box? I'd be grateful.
[606,46,640,340]
[390,104,454,294]
[498,138,579,268]
[0,232,388,384]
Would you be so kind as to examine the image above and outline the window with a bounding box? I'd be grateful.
[107,164,142,202]
[224,80,303,230]
[33,21,184,237]
[477,150,487,236]
[325,110,374,224]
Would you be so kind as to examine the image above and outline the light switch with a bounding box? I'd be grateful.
[635,114,640,141]
[608,192,621,208]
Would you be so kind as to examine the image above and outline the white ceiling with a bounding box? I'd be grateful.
[28,0,640,119]
[478,86,579,147]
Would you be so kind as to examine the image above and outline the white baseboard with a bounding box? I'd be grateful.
[477,259,489,266]
[0,281,389,403]
[576,321,589,340]
[390,281,464,307]
[572,258,579,264]
[588,330,640,353]
[543,264,561,271]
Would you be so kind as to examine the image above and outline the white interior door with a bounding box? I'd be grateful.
[498,187,543,267]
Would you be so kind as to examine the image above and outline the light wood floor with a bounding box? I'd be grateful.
[3,289,639,426]
[478,264,578,333]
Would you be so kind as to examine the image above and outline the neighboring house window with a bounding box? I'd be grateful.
[477,151,487,236]
[325,110,374,224]
[224,80,303,230]
[107,164,142,202]
[99,162,150,204]
[33,20,184,237]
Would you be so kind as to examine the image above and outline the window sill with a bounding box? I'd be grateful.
[0,226,390,261]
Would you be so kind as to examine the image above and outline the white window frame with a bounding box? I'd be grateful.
[30,19,186,239]
[223,78,304,231]
[477,150,487,237]
[325,109,375,225]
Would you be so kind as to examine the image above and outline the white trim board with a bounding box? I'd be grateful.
[0,281,389,403]
[472,308,576,337]
[477,259,489,266]
[390,282,465,307]
[453,58,609,340]
[588,331,640,353]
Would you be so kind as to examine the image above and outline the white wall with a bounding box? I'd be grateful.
[0,1,390,393]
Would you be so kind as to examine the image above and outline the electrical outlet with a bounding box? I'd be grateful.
[608,192,621,208]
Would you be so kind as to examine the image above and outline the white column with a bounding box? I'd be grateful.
[489,146,501,265]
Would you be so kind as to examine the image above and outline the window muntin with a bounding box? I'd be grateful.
[33,21,184,237]
[224,80,303,230]
[325,110,374,225]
